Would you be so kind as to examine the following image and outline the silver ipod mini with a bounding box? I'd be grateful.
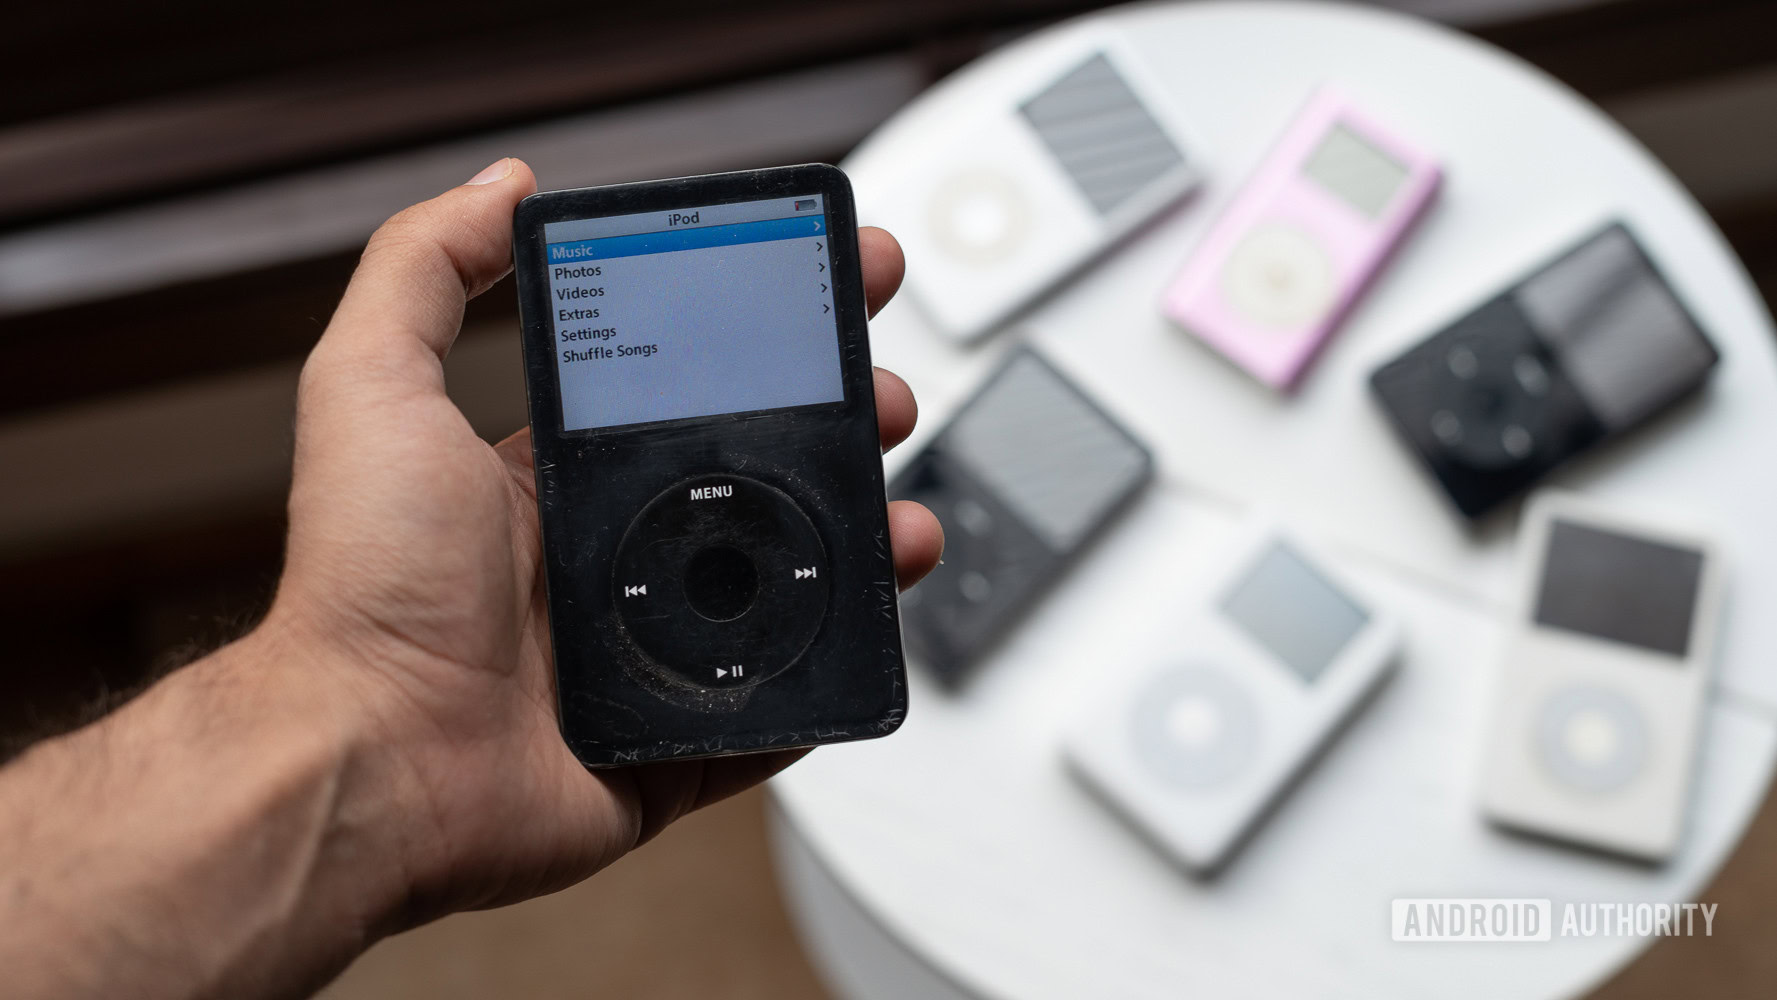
[1065,520,1400,873]
[1480,491,1724,861]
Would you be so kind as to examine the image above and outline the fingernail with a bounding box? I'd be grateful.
[465,158,513,186]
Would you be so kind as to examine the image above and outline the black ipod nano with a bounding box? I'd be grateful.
[890,348,1153,687]
[1369,222,1718,520]
[512,165,905,767]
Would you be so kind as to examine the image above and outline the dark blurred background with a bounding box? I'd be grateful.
[3,1,1776,997]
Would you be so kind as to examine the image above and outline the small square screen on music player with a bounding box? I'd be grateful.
[1535,520,1703,658]
[1220,541,1370,683]
[1302,123,1408,219]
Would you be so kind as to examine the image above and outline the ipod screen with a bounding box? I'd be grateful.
[1219,541,1369,683]
[1017,52,1186,217]
[1513,225,1716,431]
[541,195,844,431]
[1534,520,1704,658]
[1301,123,1407,219]
[944,351,1150,553]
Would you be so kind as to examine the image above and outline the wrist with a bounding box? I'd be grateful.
[203,610,432,946]
[0,615,416,1000]
[242,599,470,928]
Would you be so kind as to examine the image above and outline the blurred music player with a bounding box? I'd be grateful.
[1163,90,1440,391]
[891,348,1152,687]
[1480,491,1724,861]
[1066,520,1400,873]
[882,34,1200,342]
[1370,223,1718,520]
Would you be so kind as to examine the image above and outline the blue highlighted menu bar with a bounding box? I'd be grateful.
[548,215,826,263]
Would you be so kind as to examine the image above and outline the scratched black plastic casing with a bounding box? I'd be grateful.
[512,165,906,768]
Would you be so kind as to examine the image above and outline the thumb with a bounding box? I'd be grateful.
[309,157,538,395]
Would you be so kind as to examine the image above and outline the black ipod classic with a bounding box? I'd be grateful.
[1369,222,1718,520]
[512,164,905,767]
[890,347,1153,687]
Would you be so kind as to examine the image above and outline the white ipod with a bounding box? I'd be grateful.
[1479,491,1724,861]
[878,32,1200,342]
[1064,520,1400,873]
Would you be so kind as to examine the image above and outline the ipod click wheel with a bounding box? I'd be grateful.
[890,347,1153,687]
[1163,89,1441,391]
[1480,491,1723,862]
[884,36,1200,342]
[1371,222,1719,520]
[1065,522,1401,873]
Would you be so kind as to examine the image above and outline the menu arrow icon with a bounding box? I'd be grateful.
[817,262,826,272]
[820,283,827,293]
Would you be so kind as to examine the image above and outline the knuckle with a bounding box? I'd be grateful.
[365,209,430,261]
[362,202,473,298]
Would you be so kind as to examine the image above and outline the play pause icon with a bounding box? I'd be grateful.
[715,664,745,680]
[794,567,817,580]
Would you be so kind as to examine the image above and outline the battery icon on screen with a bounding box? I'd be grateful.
[794,199,818,211]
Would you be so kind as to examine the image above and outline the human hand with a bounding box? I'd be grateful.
[268,157,943,927]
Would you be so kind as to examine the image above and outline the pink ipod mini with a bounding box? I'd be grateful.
[1161,90,1441,391]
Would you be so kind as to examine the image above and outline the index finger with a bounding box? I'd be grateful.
[859,227,904,319]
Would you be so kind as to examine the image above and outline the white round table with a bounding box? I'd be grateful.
[770,3,1777,998]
